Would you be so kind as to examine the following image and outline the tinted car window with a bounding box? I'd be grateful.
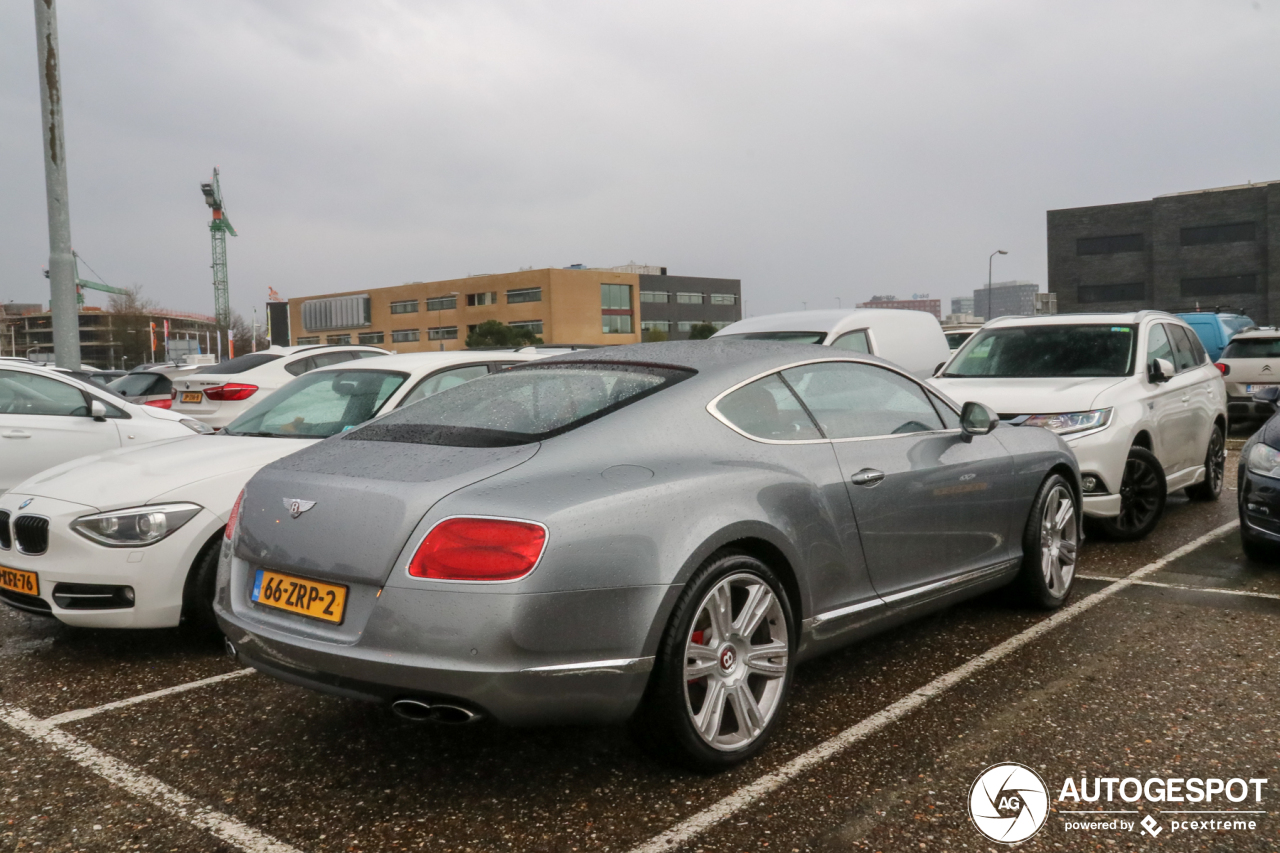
[1146,323,1173,368]
[311,351,358,369]
[225,370,407,438]
[110,373,163,396]
[782,362,944,438]
[284,356,313,376]
[945,331,974,349]
[946,325,1136,378]
[716,332,826,344]
[398,364,491,408]
[197,353,283,375]
[830,330,870,353]
[349,363,692,447]
[0,370,88,416]
[1222,337,1280,359]
[1167,324,1200,372]
[715,374,821,441]
[927,391,961,429]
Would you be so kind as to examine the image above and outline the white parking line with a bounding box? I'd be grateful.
[1076,574,1280,602]
[628,520,1240,853]
[44,667,256,726]
[0,705,302,853]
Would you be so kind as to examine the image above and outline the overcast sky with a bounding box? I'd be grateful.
[2,0,1277,322]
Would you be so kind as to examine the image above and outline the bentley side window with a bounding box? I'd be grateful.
[715,374,822,441]
[781,361,944,439]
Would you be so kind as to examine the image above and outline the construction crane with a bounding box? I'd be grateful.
[43,251,130,305]
[200,168,236,328]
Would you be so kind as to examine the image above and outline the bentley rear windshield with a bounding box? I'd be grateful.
[345,362,694,447]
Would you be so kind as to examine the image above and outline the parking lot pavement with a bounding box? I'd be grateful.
[3,454,1276,852]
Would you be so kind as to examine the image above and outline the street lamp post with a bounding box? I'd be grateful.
[987,250,1008,320]
[435,291,460,351]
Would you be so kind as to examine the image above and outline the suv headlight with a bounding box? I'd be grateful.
[1247,443,1280,478]
[72,503,203,547]
[1021,408,1112,436]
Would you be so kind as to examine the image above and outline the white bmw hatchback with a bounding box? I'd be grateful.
[931,311,1227,540]
[170,344,389,429]
[0,362,212,496]
[0,350,546,628]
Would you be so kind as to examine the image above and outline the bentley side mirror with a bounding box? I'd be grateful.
[1148,357,1174,384]
[89,399,108,422]
[959,401,999,441]
[1254,385,1280,404]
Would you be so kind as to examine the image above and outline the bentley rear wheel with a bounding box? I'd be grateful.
[633,551,794,771]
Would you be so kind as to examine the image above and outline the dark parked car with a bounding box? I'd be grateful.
[1238,385,1280,560]
[216,341,1080,769]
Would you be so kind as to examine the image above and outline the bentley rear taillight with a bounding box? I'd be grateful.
[204,383,258,402]
[407,517,546,581]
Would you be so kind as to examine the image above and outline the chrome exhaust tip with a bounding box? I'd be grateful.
[390,699,482,724]
[224,638,237,661]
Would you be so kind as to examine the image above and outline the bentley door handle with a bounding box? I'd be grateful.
[850,468,885,486]
[1,430,30,439]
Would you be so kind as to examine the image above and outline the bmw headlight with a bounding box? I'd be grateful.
[180,418,215,435]
[72,503,203,547]
[1021,408,1112,436]
[1247,443,1280,479]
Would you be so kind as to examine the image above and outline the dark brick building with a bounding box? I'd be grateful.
[1047,180,1279,323]
[637,274,741,340]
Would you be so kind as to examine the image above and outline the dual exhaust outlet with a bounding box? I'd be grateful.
[390,698,482,725]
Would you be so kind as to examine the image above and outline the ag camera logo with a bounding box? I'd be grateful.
[968,763,1050,844]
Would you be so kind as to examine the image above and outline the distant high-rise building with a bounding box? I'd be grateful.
[972,281,1042,320]
[951,296,974,316]
[856,293,942,320]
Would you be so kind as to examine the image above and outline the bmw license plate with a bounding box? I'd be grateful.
[0,565,39,596]
[251,569,347,624]
[181,391,203,403]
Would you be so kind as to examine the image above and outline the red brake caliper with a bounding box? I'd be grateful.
[687,630,705,684]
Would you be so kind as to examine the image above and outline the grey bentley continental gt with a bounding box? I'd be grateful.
[215,340,1080,769]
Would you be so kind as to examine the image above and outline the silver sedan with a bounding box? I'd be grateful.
[215,340,1080,769]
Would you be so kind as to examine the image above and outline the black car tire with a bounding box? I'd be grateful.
[1016,473,1079,609]
[1096,447,1167,541]
[181,531,224,634]
[631,550,795,772]
[1187,424,1225,501]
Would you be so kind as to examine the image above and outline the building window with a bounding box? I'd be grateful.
[296,336,320,345]
[1181,222,1257,246]
[466,324,479,335]
[506,287,542,304]
[641,320,671,332]
[466,292,498,307]
[603,314,633,334]
[427,326,458,341]
[676,292,705,304]
[640,291,669,303]
[712,320,732,329]
[390,300,419,314]
[709,293,737,305]
[426,296,457,312]
[1180,274,1258,298]
[1076,234,1144,256]
[1078,282,1145,303]
[359,331,384,345]
[601,284,632,310]
[327,334,351,345]
[392,329,420,343]
[301,294,372,331]
[508,320,543,335]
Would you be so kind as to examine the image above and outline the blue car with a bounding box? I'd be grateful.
[1176,312,1255,361]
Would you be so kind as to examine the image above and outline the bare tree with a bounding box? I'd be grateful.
[107,284,157,315]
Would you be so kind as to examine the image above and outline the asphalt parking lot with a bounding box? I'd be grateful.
[4,444,1278,853]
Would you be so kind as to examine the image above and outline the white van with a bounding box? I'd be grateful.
[712,308,951,378]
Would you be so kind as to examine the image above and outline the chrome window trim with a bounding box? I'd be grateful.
[706,356,961,446]
[811,597,883,626]
[879,559,1018,606]
[402,514,549,585]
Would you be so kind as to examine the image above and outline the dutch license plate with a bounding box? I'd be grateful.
[251,569,347,624]
[0,566,39,597]
[181,391,204,403]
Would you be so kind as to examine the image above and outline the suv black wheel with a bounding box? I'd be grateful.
[1096,447,1166,541]
[1186,424,1225,501]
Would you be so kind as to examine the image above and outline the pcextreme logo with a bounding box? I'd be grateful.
[968,763,1050,844]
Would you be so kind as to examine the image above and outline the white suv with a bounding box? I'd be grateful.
[931,312,1227,540]
[170,344,388,429]
[1215,328,1280,428]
